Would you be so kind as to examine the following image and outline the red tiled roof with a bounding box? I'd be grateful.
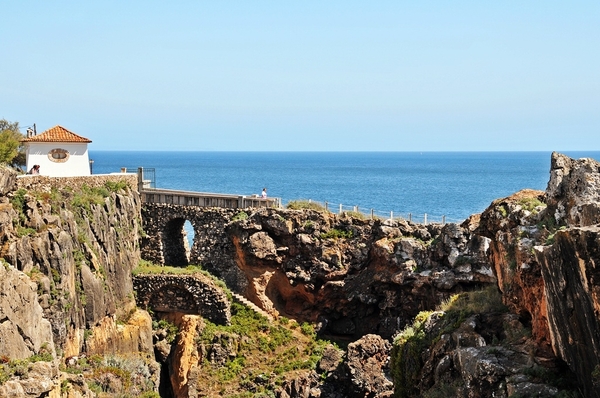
[21,125,92,143]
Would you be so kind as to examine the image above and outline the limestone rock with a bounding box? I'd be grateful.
[546,151,600,226]
[345,334,393,398]
[0,263,55,360]
[0,166,16,195]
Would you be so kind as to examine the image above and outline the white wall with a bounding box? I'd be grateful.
[26,143,91,177]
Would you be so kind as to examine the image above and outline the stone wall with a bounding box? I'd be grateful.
[133,274,231,326]
[141,204,248,292]
[16,173,138,193]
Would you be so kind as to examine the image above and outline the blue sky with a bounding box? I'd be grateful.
[2,1,599,151]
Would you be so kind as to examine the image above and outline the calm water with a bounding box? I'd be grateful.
[89,151,600,223]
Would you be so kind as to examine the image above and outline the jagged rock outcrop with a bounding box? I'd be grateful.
[545,151,600,227]
[390,290,575,398]
[223,209,495,340]
[535,226,600,397]
[0,168,157,396]
[474,152,600,398]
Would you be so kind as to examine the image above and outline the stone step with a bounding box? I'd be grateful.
[231,293,275,322]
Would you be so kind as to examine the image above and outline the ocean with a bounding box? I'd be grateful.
[89,151,600,223]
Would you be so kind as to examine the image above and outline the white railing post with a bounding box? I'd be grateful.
[424,213,428,225]
[408,213,411,222]
[442,215,446,224]
[371,209,374,219]
[339,204,343,214]
[325,201,328,211]
[390,211,393,220]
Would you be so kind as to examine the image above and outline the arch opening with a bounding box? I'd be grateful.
[183,220,195,259]
[162,217,194,266]
[148,284,199,314]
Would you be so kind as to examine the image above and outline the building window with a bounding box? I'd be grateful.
[48,148,70,163]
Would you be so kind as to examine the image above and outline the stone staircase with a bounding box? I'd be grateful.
[231,293,275,322]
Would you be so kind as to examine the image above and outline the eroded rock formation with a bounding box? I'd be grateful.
[2,151,600,397]
[221,208,495,339]
[0,168,157,396]
[390,152,600,397]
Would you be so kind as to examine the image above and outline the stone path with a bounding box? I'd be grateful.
[231,293,275,322]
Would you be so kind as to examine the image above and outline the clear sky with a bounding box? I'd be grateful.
[2,1,599,151]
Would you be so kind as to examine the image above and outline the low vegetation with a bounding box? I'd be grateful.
[133,260,205,276]
[286,200,329,212]
[391,287,508,398]
[231,211,249,222]
[0,343,54,385]
[320,228,353,240]
[518,197,546,214]
[62,353,158,397]
[195,302,330,396]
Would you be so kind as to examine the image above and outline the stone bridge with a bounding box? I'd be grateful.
[141,203,238,266]
[133,273,231,325]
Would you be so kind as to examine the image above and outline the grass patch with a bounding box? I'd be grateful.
[286,200,329,212]
[153,319,179,343]
[71,185,109,213]
[518,197,546,213]
[104,180,129,193]
[16,226,36,237]
[391,286,507,398]
[0,343,54,385]
[133,260,205,276]
[231,211,248,222]
[342,210,366,220]
[498,204,508,218]
[195,303,330,396]
[320,228,353,240]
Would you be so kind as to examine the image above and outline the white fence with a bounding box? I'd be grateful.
[288,199,465,225]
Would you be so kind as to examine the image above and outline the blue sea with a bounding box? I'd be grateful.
[89,151,600,224]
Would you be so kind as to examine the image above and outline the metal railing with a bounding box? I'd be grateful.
[289,199,464,225]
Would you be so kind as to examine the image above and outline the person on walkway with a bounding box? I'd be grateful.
[261,188,267,198]
[28,165,40,175]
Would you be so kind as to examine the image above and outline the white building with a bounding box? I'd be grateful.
[21,125,93,177]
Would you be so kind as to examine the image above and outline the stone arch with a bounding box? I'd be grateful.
[133,274,232,325]
[148,284,199,314]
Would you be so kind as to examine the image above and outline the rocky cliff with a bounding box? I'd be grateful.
[2,151,600,397]
[169,206,495,341]
[0,169,156,397]
[389,152,600,397]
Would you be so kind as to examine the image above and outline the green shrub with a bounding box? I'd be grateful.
[153,319,179,343]
[104,180,129,192]
[10,188,28,223]
[71,184,111,214]
[320,228,353,240]
[518,197,546,213]
[232,211,249,222]
[195,302,329,395]
[16,226,36,237]
[498,205,508,218]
